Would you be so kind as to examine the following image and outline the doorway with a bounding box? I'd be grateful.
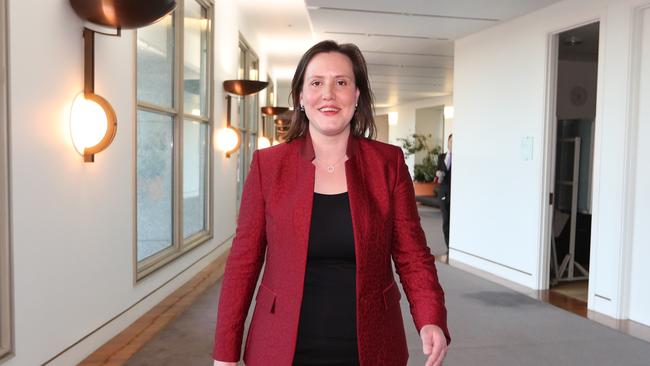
[547,22,600,308]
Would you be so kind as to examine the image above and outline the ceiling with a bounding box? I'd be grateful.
[558,22,600,62]
[238,0,565,108]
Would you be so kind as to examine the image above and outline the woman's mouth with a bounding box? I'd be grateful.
[318,106,340,115]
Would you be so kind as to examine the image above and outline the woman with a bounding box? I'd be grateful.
[213,40,450,366]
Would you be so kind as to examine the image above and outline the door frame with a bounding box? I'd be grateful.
[619,3,650,320]
[538,19,602,291]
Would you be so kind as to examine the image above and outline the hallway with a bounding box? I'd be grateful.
[114,207,650,366]
[4,1,650,365]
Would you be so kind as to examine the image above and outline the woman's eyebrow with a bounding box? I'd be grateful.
[306,74,353,79]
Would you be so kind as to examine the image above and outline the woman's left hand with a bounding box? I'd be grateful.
[420,324,448,366]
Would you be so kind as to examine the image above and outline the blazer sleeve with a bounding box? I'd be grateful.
[391,147,451,344]
[213,150,267,361]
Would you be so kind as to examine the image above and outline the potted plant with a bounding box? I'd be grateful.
[397,133,442,197]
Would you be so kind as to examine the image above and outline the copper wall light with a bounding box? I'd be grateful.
[261,106,289,146]
[273,109,293,142]
[219,80,268,157]
[68,0,176,162]
[260,106,289,116]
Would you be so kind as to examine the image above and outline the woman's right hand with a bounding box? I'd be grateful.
[214,361,237,366]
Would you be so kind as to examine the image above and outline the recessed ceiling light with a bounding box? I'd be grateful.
[563,35,583,46]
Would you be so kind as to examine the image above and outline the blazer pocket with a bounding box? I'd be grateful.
[382,281,402,310]
[256,283,277,314]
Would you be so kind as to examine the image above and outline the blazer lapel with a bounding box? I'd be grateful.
[344,136,371,274]
[292,134,316,269]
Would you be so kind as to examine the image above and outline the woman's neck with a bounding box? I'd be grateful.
[309,125,350,163]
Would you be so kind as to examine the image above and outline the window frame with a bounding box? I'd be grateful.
[235,36,260,211]
[0,0,13,360]
[134,0,215,280]
[265,74,275,141]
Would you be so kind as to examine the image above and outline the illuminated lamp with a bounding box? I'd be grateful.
[220,80,268,157]
[68,0,176,162]
[260,106,288,150]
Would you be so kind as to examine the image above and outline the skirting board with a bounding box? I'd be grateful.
[450,247,539,290]
[43,237,233,366]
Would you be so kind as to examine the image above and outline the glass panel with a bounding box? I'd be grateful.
[137,13,174,108]
[248,94,259,134]
[184,1,209,117]
[249,59,259,80]
[137,110,174,261]
[183,120,208,238]
[235,132,247,212]
[248,131,257,166]
[266,74,274,105]
[238,44,246,79]
[236,95,245,128]
[265,75,275,140]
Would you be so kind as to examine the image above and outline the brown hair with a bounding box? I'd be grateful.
[283,40,376,142]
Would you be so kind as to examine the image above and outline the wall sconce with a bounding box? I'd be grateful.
[273,109,292,143]
[68,0,176,162]
[220,80,268,157]
[443,105,455,119]
[261,106,289,148]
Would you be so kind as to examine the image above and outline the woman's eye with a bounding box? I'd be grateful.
[337,80,347,86]
[311,80,322,86]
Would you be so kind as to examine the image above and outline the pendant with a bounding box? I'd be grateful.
[327,165,335,173]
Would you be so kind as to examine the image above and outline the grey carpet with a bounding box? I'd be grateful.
[126,207,650,366]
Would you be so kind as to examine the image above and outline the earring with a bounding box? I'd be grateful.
[300,104,305,112]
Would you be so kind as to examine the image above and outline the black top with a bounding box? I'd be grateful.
[293,192,359,366]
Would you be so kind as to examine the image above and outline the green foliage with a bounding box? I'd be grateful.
[397,133,442,183]
[397,133,430,156]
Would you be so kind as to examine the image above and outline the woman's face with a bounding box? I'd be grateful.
[300,51,360,137]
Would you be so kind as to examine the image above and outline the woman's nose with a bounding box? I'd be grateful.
[322,82,335,100]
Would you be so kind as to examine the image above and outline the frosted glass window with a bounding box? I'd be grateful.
[183,0,209,117]
[137,110,174,261]
[137,14,174,108]
[183,120,208,238]
[136,1,213,277]
[235,38,259,212]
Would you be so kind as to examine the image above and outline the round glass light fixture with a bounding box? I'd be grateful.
[70,92,117,162]
[257,136,271,149]
[216,127,241,158]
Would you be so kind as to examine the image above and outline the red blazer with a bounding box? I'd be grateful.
[213,132,450,365]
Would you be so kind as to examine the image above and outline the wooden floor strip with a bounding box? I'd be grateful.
[79,250,229,365]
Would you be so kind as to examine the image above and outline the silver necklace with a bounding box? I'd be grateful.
[315,154,347,173]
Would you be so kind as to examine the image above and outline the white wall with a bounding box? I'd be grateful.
[415,106,444,163]
[3,0,258,364]
[629,6,650,326]
[443,116,453,152]
[276,80,292,108]
[452,0,650,321]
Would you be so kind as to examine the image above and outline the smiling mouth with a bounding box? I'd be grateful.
[318,107,340,112]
